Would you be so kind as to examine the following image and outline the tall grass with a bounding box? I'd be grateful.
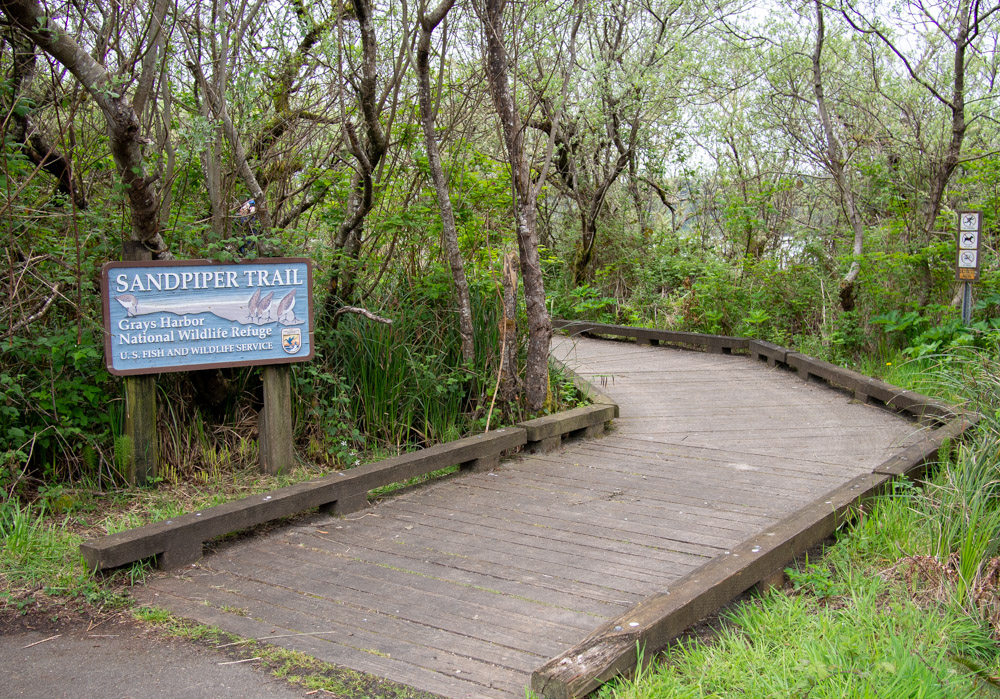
[924,442,1000,608]
[0,501,84,593]
[600,578,996,698]
[310,282,522,458]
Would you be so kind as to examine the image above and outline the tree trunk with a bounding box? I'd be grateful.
[840,0,980,307]
[480,0,552,411]
[184,54,274,236]
[416,0,474,364]
[499,252,521,403]
[813,0,863,312]
[571,213,596,286]
[320,0,390,321]
[2,0,170,256]
[916,4,969,305]
[9,40,88,210]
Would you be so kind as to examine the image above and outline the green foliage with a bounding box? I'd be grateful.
[672,258,823,344]
[1,330,117,487]
[873,305,1000,359]
[0,500,91,596]
[551,284,618,322]
[925,442,1000,608]
[785,561,845,599]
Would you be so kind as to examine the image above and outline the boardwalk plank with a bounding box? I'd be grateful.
[294,524,644,609]
[166,563,549,678]
[312,505,674,595]
[140,335,924,698]
[519,444,845,494]
[138,580,516,697]
[211,540,599,642]
[451,475,776,530]
[386,498,715,569]
[495,461,801,516]
[281,525,631,617]
[392,480,752,550]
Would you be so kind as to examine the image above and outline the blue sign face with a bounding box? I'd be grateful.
[102,259,313,375]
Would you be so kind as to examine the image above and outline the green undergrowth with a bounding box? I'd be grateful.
[0,499,136,609]
[600,343,1000,698]
[602,579,998,698]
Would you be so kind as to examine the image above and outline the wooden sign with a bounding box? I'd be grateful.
[956,210,982,282]
[102,258,313,376]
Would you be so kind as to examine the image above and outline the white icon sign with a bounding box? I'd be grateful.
[959,231,979,250]
[960,212,981,231]
[958,250,978,268]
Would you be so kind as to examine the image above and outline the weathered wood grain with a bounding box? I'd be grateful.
[125,374,158,485]
[531,472,893,698]
[284,527,632,617]
[298,520,647,609]
[134,582,511,698]
[260,364,293,475]
[135,333,958,698]
[82,426,526,571]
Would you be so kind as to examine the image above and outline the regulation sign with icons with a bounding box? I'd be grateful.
[956,210,982,282]
[960,212,981,231]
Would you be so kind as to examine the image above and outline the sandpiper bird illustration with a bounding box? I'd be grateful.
[257,291,274,322]
[115,294,139,316]
[275,289,296,324]
[246,288,261,322]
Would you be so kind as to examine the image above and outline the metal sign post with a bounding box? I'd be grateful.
[957,210,982,326]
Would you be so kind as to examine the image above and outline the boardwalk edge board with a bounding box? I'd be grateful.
[532,417,980,698]
[532,324,981,699]
[80,391,620,574]
[552,319,749,354]
[530,472,893,699]
[550,355,620,418]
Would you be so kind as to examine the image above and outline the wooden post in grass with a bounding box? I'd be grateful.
[122,241,158,485]
[124,371,159,484]
[260,365,293,475]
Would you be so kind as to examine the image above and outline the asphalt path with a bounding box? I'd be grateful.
[1,614,309,698]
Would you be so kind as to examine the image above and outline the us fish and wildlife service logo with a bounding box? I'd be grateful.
[281,328,302,354]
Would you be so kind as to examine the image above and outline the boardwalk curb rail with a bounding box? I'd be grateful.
[552,319,748,354]
[80,393,618,573]
[550,355,620,418]
[530,321,981,699]
[531,471,894,699]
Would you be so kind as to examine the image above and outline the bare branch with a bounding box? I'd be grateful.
[3,283,62,339]
[331,306,394,327]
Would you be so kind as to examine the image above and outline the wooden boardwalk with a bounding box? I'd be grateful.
[136,335,924,697]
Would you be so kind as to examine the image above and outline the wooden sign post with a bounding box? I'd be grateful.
[121,242,158,485]
[260,365,293,474]
[102,259,314,480]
